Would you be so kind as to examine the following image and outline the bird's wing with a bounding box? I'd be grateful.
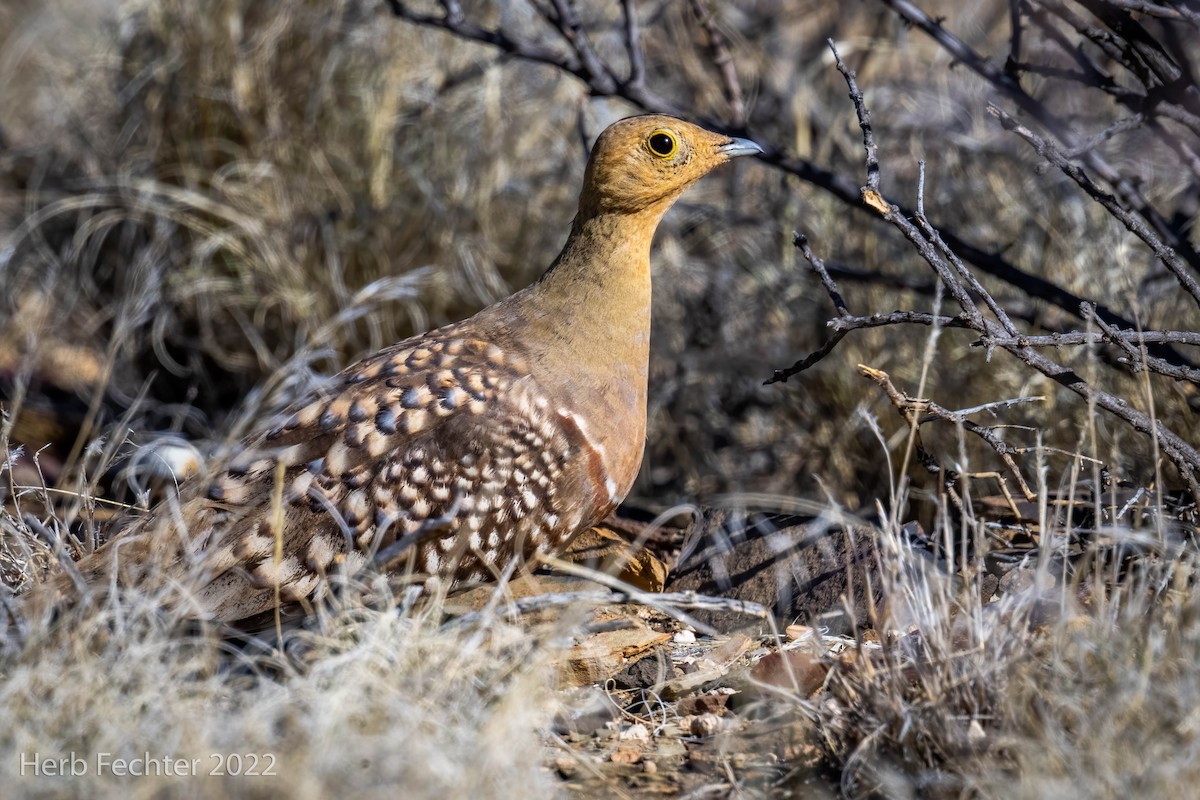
[67,327,614,622]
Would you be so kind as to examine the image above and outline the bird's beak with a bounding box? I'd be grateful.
[718,136,763,158]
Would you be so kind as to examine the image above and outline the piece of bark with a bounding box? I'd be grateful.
[560,619,671,687]
[560,525,669,592]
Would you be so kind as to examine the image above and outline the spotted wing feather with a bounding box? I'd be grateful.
[186,329,612,620]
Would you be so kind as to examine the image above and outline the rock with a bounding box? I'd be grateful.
[611,653,675,690]
[687,713,722,737]
[562,525,670,592]
[561,619,671,686]
[676,692,730,717]
[552,687,620,735]
[665,508,881,634]
[610,744,642,765]
[619,722,651,742]
[749,650,829,696]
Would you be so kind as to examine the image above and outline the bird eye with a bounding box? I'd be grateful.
[647,130,678,158]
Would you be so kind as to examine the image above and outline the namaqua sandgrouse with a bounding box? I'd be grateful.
[44,115,761,623]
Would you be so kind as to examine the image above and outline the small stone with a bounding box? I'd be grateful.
[619,723,650,742]
[610,745,641,765]
[673,630,697,644]
[612,656,674,690]
[750,650,828,696]
[999,566,1037,595]
[655,737,688,759]
[676,693,730,717]
[688,713,721,737]
[642,760,658,774]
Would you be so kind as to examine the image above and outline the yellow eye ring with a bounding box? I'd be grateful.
[646,130,678,159]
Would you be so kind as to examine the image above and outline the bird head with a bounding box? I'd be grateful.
[578,114,761,217]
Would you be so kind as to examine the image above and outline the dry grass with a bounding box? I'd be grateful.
[1,574,561,799]
[803,474,1200,799]
[2,0,1199,796]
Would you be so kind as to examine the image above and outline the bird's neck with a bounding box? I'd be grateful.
[529,209,662,383]
[482,208,663,499]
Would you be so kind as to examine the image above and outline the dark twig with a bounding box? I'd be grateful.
[828,312,974,334]
[828,40,882,200]
[1101,0,1200,23]
[619,0,645,90]
[1080,303,1200,384]
[815,41,1200,502]
[795,232,849,317]
[913,172,1020,338]
[766,333,850,385]
[688,0,747,127]
[990,105,1200,310]
[547,0,618,94]
[1006,0,1025,80]
[978,330,1200,348]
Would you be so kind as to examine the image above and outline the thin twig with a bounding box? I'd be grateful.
[795,232,849,317]
[689,0,747,127]
[990,104,1200,310]
[857,366,1037,500]
[828,40,882,200]
[619,0,645,89]
[978,330,1200,348]
[1080,303,1200,385]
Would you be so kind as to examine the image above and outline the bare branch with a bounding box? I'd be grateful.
[828,312,974,334]
[688,0,748,127]
[811,46,1200,501]
[795,232,849,317]
[619,0,645,89]
[1101,0,1200,23]
[857,365,1038,501]
[547,0,618,94]
[1081,303,1200,385]
[979,330,1200,348]
[828,41,882,200]
[990,104,1200,310]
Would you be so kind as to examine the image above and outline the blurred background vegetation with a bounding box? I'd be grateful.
[1,0,1196,520]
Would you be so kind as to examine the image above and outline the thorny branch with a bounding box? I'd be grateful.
[856,364,1039,506]
[783,38,1200,503]
[878,0,1200,279]
[989,105,1200,310]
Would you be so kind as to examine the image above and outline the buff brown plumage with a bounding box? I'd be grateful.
[27,115,761,623]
